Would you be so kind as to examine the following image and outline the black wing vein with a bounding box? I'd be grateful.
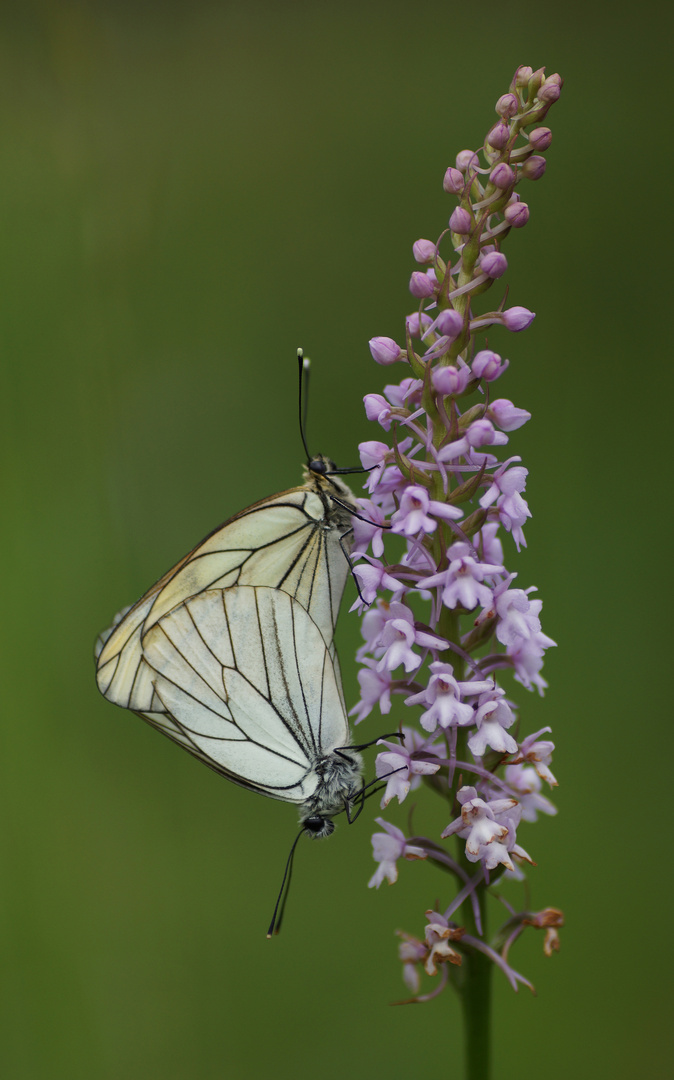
[144,686,311,796]
[289,598,320,759]
[253,588,311,757]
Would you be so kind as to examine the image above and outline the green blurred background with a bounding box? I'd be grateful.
[1,2,670,1077]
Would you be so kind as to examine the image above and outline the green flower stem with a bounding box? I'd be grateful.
[430,439,492,1075]
[452,779,492,1080]
[458,890,492,1080]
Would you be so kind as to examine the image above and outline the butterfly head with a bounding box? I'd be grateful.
[301,814,336,840]
[305,454,336,479]
[303,455,357,506]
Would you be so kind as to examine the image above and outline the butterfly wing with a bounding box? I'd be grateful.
[100,585,350,804]
[96,480,354,710]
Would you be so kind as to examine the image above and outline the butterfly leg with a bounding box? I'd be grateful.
[344,780,367,825]
[336,528,369,606]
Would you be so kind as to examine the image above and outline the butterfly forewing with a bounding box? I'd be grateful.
[96,467,355,712]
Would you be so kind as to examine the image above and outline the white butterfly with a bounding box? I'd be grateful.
[95,458,362,838]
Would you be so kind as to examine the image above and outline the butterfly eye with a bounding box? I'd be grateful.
[302,815,335,839]
[308,458,329,476]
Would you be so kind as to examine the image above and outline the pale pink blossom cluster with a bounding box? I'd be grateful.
[352,65,564,1000]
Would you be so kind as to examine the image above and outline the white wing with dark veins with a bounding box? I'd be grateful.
[98,585,351,805]
[95,472,355,715]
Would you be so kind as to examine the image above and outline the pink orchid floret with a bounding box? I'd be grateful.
[405,662,493,733]
[490,580,535,641]
[504,764,558,821]
[368,819,427,888]
[358,441,391,491]
[423,910,463,973]
[424,542,504,611]
[508,637,554,694]
[375,728,442,807]
[351,498,388,556]
[348,658,392,723]
[351,557,404,608]
[372,602,448,673]
[479,459,532,550]
[390,485,464,537]
[398,933,427,993]
[513,729,558,785]
[476,521,504,565]
[467,693,518,756]
[480,456,529,507]
[441,787,530,872]
[355,600,391,661]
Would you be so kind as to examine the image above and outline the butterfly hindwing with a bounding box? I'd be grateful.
[132,586,350,804]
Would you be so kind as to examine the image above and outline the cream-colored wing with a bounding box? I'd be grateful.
[102,585,351,804]
[96,475,354,711]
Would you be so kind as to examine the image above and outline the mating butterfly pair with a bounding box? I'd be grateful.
[95,456,364,841]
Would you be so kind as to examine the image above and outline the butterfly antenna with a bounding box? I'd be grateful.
[295,349,386,484]
[297,348,313,464]
[266,826,305,938]
[327,465,376,476]
[346,731,404,753]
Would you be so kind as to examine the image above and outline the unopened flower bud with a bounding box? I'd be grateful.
[504,201,529,228]
[539,75,562,102]
[529,127,552,151]
[480,251,508,278]
[466,418,497,447]
[514,65,533,88]
[490,163,515,190]
[488,398,531,430]
[456,150,479,174]
[412,239,437,264]
[528,68,545,96]
[486,121,510,150]
[472,349,508,380]
[369,336,403,366]
[432,364,470,396]
[449,207,472,235]
[443,167,464,194]
[495,93,519,119]
[521,156,546,180]
[409,271,436,299]
[435,308,463,340]
[406,312,432,338]
[363,393,392,426]
[502,306,535,331]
